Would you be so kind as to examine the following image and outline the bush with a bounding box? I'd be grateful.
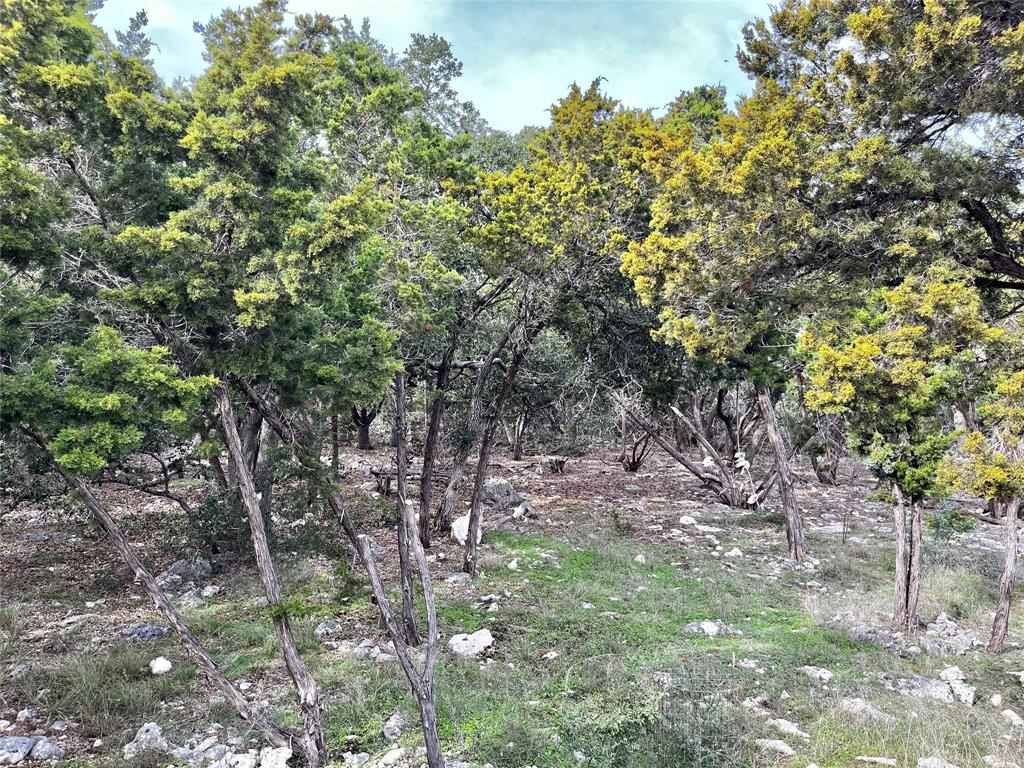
[927,502,977,542]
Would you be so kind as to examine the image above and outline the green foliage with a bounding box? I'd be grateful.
[927,501,977,542]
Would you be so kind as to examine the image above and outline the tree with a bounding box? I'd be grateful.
[802,263,1004,628]
[940,370,1024,651]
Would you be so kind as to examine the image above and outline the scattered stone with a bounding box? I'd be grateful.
[201,585,221,598]
[0,737,36,765]
[28,738,62,761]
[444,571,472,585]
[679,515,697,526]
[14,709,35,724]
[724,548,743,558]
[838,698,896,725]
[314,619,345,643]
[5,665,30,682]
[376,747,405,766]
[682,619,741,637]
[507,558,520,571]
[449,629,494,658]
[847,623,901,653]
[919,758,960,768]
[180,589,205,609]
[633,553,646,564]
[798,665,833,683]
[484,477,523,508]
[889,674,954,703]
[150,656,173,675]
[766,718,809,741]
[123,723,172,760]
[382,709,413,743]
[120,622,171,642]
[984,756,1021,768]
[857,758,897,766]
[542,650,560,661]
[512,500,536,519]
[156,556,212,592]
[992,694,1004,707]
[451,514,480,547]
[755,739,795,756]
[258,746,292,768]
[1001,708,1024,727]
[343,752,370,766]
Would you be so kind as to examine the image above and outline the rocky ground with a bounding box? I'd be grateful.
[2,449,1024,767]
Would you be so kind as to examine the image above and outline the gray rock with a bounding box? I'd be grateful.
[890,674,954,703]
[14,710,35,724]
[682,620,741,637]
[314,619,345,643]
[838,698,896,725]
[258,746,292,768]
[156,557,212,592]
[483,478,523,508]
[123,722,172,760]
[0,737,37,765]
[448,629,495,657]
[120,621,171,641]
[755,739,795,756]
[798,665,833,683]
[382,709,413,742]
[5,665,30,682]
[919,758,960,768]
[29,738,64,761]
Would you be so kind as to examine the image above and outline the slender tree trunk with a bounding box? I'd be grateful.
[755,384,805,562]
[214,387,326,766]
[893,484,911,628]
[394,372,421,646]
[331,412,340,481]
[464,333,538,576]
[510,412,526,461]
[22,426,301,759]
[618,409,628,462]
[907,498,924,624]
[990,497,1021,652]
[419,349,454,548]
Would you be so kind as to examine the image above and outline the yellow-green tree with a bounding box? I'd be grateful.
[940,372,1024,651]
[802,263,1004,627]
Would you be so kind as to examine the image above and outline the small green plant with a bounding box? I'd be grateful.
[866,488,896,504]
[927,502,977,542]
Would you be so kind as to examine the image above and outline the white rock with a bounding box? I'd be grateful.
[450,514,480,546]
[376,747,405,766]
[448,628,494,658]
[633,553,646,564]
[950,679,976,706]
[766,718,810,741]
[258,746,292,768]
[991,694,1004,707]
[507,558,520,571]
[0,737,37,765]
[201,585,221,598]
[798,665,833,682]
[123,723,171,760]
[724,548,743,558]
[838,698,896,725]
[918,758,960,768]
[149,656,173,675]
[1001,708,1024,727]
[856,758,897,766]
[679,515,697,526]
[984,756,1021,768]
[542,650,559,661]
[756,739,795,756]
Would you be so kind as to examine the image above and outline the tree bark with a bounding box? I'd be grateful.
[990,497,1021,653]
[215,386,326,766]
[352,406,375,450]
[755,384,805,562]
[394,372,421,646]
[419,347,455,548]
[892,484,911,628]
[331,412,340,481]
[22,426,301,760]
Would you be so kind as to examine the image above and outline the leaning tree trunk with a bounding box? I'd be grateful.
[419,347,455,548]
[990,497,1021,652]
[215,386,326,766]
[22,426,302,760]
[393,372,421,646]
[755,385,805,562]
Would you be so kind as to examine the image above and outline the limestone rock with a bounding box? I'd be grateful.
[448,628,494,657]
[0,737,37,765]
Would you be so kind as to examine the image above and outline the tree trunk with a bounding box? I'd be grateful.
[892,484,911,628]
[393,372,421,646]
[990,497,1021,653]
[331,412,340,481]
[511,412,526,461]
[215,386,326,766]
[22,426,301,760]
[419,348,454,548]
[755,384,805,562]
[908,498,924,625]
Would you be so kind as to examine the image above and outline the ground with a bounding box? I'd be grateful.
[2,449,1024,768]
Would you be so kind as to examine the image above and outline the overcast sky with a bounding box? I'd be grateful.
[92,0,772,133]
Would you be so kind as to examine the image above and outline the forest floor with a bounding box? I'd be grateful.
[3,449,1024,768]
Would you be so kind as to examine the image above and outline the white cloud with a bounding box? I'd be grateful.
[93,0,772,130]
